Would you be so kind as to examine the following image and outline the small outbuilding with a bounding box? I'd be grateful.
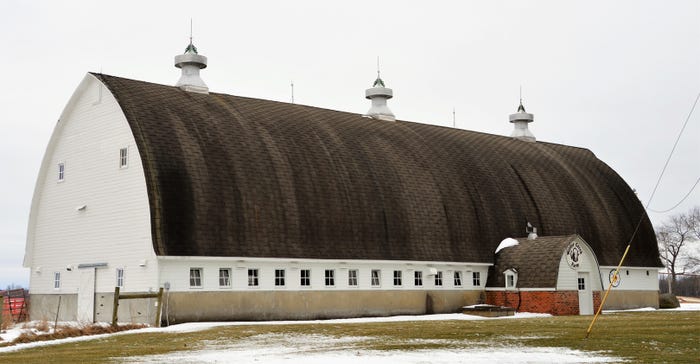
[486,235,604,315]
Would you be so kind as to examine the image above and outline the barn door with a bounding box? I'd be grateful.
[77,268,96,323]
[577,272,593,315]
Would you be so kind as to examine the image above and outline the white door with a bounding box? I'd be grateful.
[77,268,96,323]
[577,272,594,315]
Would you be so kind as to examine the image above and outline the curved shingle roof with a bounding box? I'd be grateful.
[486,235,578,288]
[93,73,661,267]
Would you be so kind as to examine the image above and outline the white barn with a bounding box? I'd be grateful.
[24,42,662,324]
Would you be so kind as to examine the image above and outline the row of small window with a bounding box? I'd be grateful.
[190,268,482,288]
[56,148,128,181]
[52,269,124,289]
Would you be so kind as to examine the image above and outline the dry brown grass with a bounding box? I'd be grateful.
[0,313,10,331]
[11,323,146,345]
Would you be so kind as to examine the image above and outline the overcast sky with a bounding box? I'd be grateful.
[2,1,699,288]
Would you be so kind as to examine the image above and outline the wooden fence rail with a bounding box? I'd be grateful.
[111,287,163,327]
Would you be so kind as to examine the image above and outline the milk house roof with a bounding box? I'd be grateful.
[93,73,660,267]
[487,235,580,288]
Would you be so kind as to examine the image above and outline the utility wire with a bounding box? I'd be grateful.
[648,176,700,213]
[586,91,700,338]
[642,92,700,211]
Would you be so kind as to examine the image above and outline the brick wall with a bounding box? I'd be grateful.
[485,290,602,315]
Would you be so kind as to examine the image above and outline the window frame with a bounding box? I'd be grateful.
[219,268,232,288]
[348,269,358,287]
[371,269,381,287]
[414,271,423,286]
[275,269,286,287]
[189,268,203,288]
[119,147,128,168]
[116,268,124,288]
[393,270,402,286]
[453,271,462,287]
[57,162,65,182]
[247,268,259,287]
[577,277,586,290]
[53,271,61,289]
[472,271,481,287]
[300,269,311,287]
[324,269,335,287]
[434,271,443,287]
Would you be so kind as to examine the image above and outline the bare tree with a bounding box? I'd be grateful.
[688,206,700,240]
[656,206,700,293]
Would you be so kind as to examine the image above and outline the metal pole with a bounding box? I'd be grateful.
[585,244,631,338]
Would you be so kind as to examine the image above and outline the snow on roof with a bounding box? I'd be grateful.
[495,238,519,254]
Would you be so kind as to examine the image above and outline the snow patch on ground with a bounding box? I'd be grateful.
[114,333,624,364]
[495,238,519,254]
[603,302,700,313]
[1,302,698,356]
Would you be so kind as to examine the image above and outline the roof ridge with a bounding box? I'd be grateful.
[89,72,592,153]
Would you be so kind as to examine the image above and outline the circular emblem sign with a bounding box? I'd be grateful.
[608,269,621,287]
[566,242,583,269]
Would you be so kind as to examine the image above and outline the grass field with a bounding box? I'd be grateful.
[0,311,698,363]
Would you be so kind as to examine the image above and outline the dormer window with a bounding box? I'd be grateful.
[504,268,518,290]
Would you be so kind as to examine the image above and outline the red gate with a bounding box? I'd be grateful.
[1,289,28,323]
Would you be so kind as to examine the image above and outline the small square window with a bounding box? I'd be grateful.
[189,268,202,287]
[325,269,335,286]
[578,277,586,290]
[434,271,443,286]
[348,269,358,286]
[414,271,423,286]
[116,268,124,288]
[371,269,381,287]
[58,163,65,181]
[219,268,231,287]
[119,147,128,168]
[472,272,481,286]
[300,269,311,286]
[393,270,402,286]
[454,271,462,286]
[507,274,515,288]
[275,269,286,287]
[248,269,259,287]
[54,272,61,289]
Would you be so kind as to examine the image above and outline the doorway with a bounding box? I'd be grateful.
[77,268,96,323]
[577,272,594,315]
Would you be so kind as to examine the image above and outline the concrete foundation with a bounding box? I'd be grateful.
[28,294,78,322]
[162,290,482,324]
[601,290,659,310]
[29,292,156,325]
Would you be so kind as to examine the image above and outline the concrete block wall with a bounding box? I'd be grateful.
[162,290,482,324]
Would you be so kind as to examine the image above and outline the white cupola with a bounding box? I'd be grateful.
[509,100,535,142]
[174,39,208,94]
[365,71,395,121]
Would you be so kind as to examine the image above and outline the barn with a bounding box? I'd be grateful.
[24,42,662,324]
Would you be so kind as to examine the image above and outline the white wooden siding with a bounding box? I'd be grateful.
[158,257,490,292]
[598,266,659,291]
[25,74,157,294]
[556,238,604,291]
